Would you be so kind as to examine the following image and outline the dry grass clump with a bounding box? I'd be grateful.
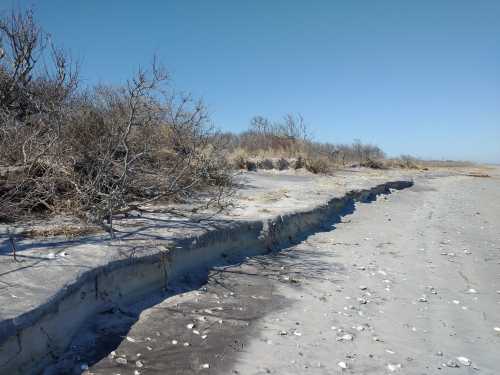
[256,158,275,170]
[228,148,250,170]
[383,156,420,169]
[397,155,421,169]
[276,158,289,170]
[304,156,331,174]
[21,225,102,238]
[360,158,387,170]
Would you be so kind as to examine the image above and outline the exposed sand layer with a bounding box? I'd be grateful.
[0,168,419,374]
[78,167,499,375]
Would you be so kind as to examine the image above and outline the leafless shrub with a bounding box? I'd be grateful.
[398,155,420,169]
[305,156,331,174]
[360,158,386,169]
[330,140,385,166]
[0,9,232,227]
[276,158,289,170]
[240,113,309,156]
[257,158,274,170]
[0,8,78,220]
[293,156,306,170]
[227,114,388,173]
[0,8,78,121]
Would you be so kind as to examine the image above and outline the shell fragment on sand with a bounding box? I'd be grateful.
[387,363,402,372]
[456,357,472,366]
[338,361,348,369]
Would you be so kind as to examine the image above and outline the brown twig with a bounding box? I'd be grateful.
[9,235,18,262]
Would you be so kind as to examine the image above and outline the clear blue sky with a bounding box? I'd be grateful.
[3,1,500,163]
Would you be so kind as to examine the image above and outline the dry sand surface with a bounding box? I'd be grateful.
[58,167,500,375]
[1,166,498,374]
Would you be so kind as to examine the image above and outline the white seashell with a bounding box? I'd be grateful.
[338,361,348,369]
[456,356,471,366]
[387,363,402,372]
[338,333,353,341]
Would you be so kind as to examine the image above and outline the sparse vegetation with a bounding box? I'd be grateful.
[221,115,387,173]
[0,8,470,226]
[0,9,232,226]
